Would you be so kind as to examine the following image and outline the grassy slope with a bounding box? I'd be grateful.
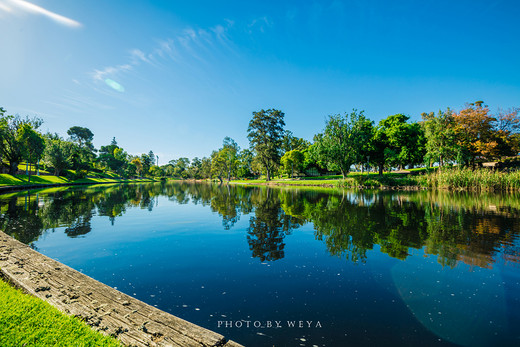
[0,174,155,187]
[0,277,120,347]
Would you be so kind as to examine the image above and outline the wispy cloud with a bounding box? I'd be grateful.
[2,0,81,28]
[88,20,237,92]
[247,16,272,33]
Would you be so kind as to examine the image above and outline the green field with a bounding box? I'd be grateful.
[0,173,155,187]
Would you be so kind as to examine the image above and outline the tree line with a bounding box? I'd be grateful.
[0,107,157,180]
[1,101,518,181]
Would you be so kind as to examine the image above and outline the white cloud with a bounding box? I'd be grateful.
[91,64,132,81]
[4,0,82,28]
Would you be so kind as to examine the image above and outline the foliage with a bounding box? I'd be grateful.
[247,109,286,181]
[313,110,373,178]
[421,108,458,167]
[280,149,305,178]
[372,114,426,174]
[0,108,44,175]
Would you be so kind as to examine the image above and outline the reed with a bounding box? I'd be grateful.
[425,168,520,191]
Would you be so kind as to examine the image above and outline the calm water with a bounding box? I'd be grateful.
[1,182,520,346]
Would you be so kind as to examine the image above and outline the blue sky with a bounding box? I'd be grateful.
[1,0,519,163]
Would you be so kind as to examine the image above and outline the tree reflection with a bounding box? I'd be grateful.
[1,182,519,268]
[247,189,304,261]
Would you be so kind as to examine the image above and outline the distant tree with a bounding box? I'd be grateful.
[98,138,127,174]
[236,149,254,178]
[67,126,95,173]
[148,150,155,166]
[496,107,520,155]
[247,109,286,181]
[188,157,202,179]
[141,152,153,175]
[0,108,43,175]
[221,137,240,181]
[313,110,373,178]
[18,124,45,181]
[371,114,425,174]
[131,158,143,176]
[149,165,163,177]
[43,136,73,176]
[200,157,212,179]
[280,149,305,178]
[421,109,458,167]
[281,130,310,154]
[67,126,94,149]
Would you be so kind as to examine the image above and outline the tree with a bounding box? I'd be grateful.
[98,138,127,174]
[247,109,286,181]
[280,149,305,178]
[218,137,240,181]
[452,102,497,164]
[43,136,73,176]
[313,110,373,178]
[236,149,254,178]
[18,124,45,182]
[130,158,143,176]
[421,109,458,167]
[200,157,212,179]
[0,108,43,175]
[67,126,95,173]
[281,130,310,154]
[371,114,425,174]
[495,107,520,156]
[67,126,94,149]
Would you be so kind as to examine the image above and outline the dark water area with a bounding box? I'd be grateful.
[1,182,520,347]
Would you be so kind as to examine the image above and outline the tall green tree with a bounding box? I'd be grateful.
[19,124,45,181]
[247,109,286,181]
[280,149,305,178]
[421,109,458,167]
[67,126,96,174]
[313,110,373,178]
[0,108,43,175]
[372,114,426,173]
[43,135,73,176]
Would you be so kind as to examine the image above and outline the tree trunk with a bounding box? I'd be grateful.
[8,161,18,175]
[266,167,270,181]
[378,163,384,176]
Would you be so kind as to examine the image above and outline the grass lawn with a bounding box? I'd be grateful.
[0,173,157,187]
[0,277,120,346]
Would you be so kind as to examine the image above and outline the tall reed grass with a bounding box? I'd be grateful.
[425,168,520,191]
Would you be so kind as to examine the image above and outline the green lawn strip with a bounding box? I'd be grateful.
[0,277,121,347]
[0,174,158,187]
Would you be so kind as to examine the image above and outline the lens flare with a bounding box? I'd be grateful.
[104,78,125,92]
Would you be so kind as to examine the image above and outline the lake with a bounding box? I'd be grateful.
[1,182,519,346]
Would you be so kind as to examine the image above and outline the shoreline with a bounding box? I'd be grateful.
[0,231,242,347]
[0,178,158,193]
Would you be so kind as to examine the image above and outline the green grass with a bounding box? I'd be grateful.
[0,174,69,186]
[0,277,121,347]
[0,173,157,187]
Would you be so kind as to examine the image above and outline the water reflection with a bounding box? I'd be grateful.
[1,182,519,269]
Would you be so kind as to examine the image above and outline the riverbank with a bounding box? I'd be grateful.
[0,231,242,347]
[0,173,158,193]
[231,168,520,191]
